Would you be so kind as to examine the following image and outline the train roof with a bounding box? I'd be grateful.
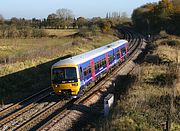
[52,39,128,67]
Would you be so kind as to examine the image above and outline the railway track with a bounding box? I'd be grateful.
[0,87,51,119]
[26,28,144,131]
[0,87,52,130]
[0,27,144,131]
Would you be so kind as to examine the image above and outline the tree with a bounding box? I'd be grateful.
[0,14,4,25]
[121,12,128,18]
[56,8,74,20]
[55,8,74,28]
[10,17,19,26]
[31,18,41,28]
[76,17,87,29]
[99,20,111,33]
[89,17,102,27]
[47,13,58,28]
[132,0,180,35]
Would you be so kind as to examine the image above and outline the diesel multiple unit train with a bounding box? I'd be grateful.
[51,39,129,98]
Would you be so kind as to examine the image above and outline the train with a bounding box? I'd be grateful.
[51,39,129,98]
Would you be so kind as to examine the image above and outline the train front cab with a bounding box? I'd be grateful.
[51,65,80,98]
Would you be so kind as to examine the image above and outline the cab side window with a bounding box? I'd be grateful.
[80,67,83,79]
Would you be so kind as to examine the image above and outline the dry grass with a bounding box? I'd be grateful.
[0,31,118,104]
[97,36,180,131]
[0,33,117,77]
[45,29,78,37]
[155,45,180,63]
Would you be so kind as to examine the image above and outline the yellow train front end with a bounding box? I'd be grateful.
[51,65,80,98]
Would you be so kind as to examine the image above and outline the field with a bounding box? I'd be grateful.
[94,36,180,130]
[45,29,78,37]
[0,29,119,105]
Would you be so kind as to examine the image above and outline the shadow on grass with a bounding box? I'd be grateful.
[0,55,71,105]
[68,74,137,131]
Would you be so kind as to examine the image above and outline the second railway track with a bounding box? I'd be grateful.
[0,87,52,130]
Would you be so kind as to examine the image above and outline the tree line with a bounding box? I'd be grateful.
[0,9,130,38]
[132,0,180,35]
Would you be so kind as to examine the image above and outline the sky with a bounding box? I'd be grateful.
[0,0,160,19]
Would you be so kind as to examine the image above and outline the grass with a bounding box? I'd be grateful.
[0,33,118,77]
[0,29,119,104]
[94,36,180,131]
[45,29,78,37]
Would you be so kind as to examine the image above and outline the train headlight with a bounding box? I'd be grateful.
[72,83,78,86]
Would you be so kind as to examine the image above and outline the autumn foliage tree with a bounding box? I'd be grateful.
[132,0,180,35]
[99,20,111,33]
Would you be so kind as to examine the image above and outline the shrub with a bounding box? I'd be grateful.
[159,30,169,39]
[19,27,32,38]
[99,20,111,33]
[160,40,180,47]
[7,26,19,38]
[32,29,48,38]
[77,29,92,37]
[144,73,177,86]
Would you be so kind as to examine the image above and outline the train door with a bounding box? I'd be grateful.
[90,59,95,81]
[125,45,128,56]
[79,67,83,80]
[119,48,122,62]
[105,53,109,71]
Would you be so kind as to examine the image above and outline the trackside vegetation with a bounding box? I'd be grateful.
[92,35,180,131]
[0,0,179,129]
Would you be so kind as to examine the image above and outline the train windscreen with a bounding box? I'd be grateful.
[52,67,77,83]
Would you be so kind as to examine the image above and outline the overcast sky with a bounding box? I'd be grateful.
[0,0,159,19]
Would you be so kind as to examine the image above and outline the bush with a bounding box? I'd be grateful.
[7,26,19,38]
[77,29,92,37]
[144,73,177,86]
[32,29,48,38]
[100,20,111,33]
[19,27,32,38]
[160,40,180,47]
[0,26,48,38]
[159,30,169,39]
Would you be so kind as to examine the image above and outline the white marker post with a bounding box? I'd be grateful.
[104,94,114,117]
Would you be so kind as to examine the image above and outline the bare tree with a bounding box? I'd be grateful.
[121,12,128,18]
[56,8,74,20]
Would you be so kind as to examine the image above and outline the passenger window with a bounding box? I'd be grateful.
[109,54,113,62]
[83,68,87,76]
[80,67,82,73]
[98,61,101,68]
[122,48,126,53]
[95,62,98,70]
[80,67,83,79]
[87,66,91,74]
[103,59,105,65]
[89,68,91,74]
[100,60,103,66]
